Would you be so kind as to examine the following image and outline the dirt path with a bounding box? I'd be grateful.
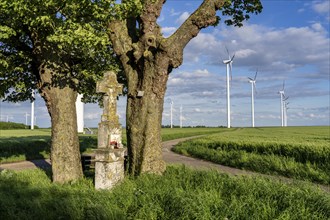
[1,136,329,192]
[0,159,51,171]
[162,137,257,176]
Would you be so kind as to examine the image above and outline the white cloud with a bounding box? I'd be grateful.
[311,22,326,33]
[184,23,329,77]
[167,69,221,99]
[161,27,177,37]
[176,12,190,25]
[85,112,100,120]
[235,49,257,59]
[170,8,181,17]
[312,0,330,14]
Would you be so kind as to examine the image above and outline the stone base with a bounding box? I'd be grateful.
[95,160,124,190]
[94,148,126,190]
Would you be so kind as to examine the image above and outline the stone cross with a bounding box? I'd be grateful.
[95,70,126,190]
[96,71,123,124]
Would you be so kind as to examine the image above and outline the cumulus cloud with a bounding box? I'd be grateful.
[167,69,223,99]
[184,23,329,78]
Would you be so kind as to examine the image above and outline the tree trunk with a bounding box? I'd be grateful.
[39,67,83,183]
[108,0,232,176]
[126,62,168,175]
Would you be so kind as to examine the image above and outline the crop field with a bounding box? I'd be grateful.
[173,126,330,184]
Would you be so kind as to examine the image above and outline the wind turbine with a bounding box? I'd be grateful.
[248,70,258,127]
[180,105,183,128]
[278,81,285,127]
[283,96,289,127]
[222,47,235,128]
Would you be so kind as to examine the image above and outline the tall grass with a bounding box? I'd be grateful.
[173,127,330,184]
[0,166,329,219]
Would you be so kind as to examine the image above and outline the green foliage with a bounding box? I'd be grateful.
[0,166,329,219]
[0,0,140,102]
[173,127,330,184]
[222,0,263,27]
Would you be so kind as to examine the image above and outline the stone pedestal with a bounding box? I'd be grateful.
[94,148,125,189]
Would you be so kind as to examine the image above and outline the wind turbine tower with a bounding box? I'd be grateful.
[76,94,84,133]
[283,97,289,127]
[278,81,285,127]
[170,100,173,128]
[222,47,235,128]
[180,105,183,128]
[248,71,258,127]
[31,90,35,130]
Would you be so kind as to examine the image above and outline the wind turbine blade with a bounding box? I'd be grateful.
[225,46,229,56]
[254,82,257,94]
[282,80,285,90]
[231,53,236,61]
[248,77,253,81]
[254,70,258,80]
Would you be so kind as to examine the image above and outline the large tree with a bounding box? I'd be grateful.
[109,0,262,175]
[0,0,133,183]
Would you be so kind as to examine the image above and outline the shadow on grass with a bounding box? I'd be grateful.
[0,136,99,164]
[0,136,51,163]
[0,169,117,219]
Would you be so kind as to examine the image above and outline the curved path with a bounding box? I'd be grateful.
[1,136,329,192]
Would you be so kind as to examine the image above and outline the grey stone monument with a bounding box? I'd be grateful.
[94,71,125,190]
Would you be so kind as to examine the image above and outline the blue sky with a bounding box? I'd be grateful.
[1,0,329,128]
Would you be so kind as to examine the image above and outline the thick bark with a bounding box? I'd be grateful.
[125,54,169,175]
[108,0,227,175]
[38,66,83,183]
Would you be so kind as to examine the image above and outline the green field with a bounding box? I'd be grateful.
[173,126,330,184]
[1,127,329,219]
[0,127,226,163]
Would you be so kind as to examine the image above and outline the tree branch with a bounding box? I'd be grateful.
[167,0,226,68]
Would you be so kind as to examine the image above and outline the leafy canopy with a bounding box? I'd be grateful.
[0,0,141,102]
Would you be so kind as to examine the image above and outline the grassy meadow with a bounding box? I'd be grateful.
[1,126,329,219]
[173,126,330,184]
[0,127,225,163]
[0,166,329,219]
